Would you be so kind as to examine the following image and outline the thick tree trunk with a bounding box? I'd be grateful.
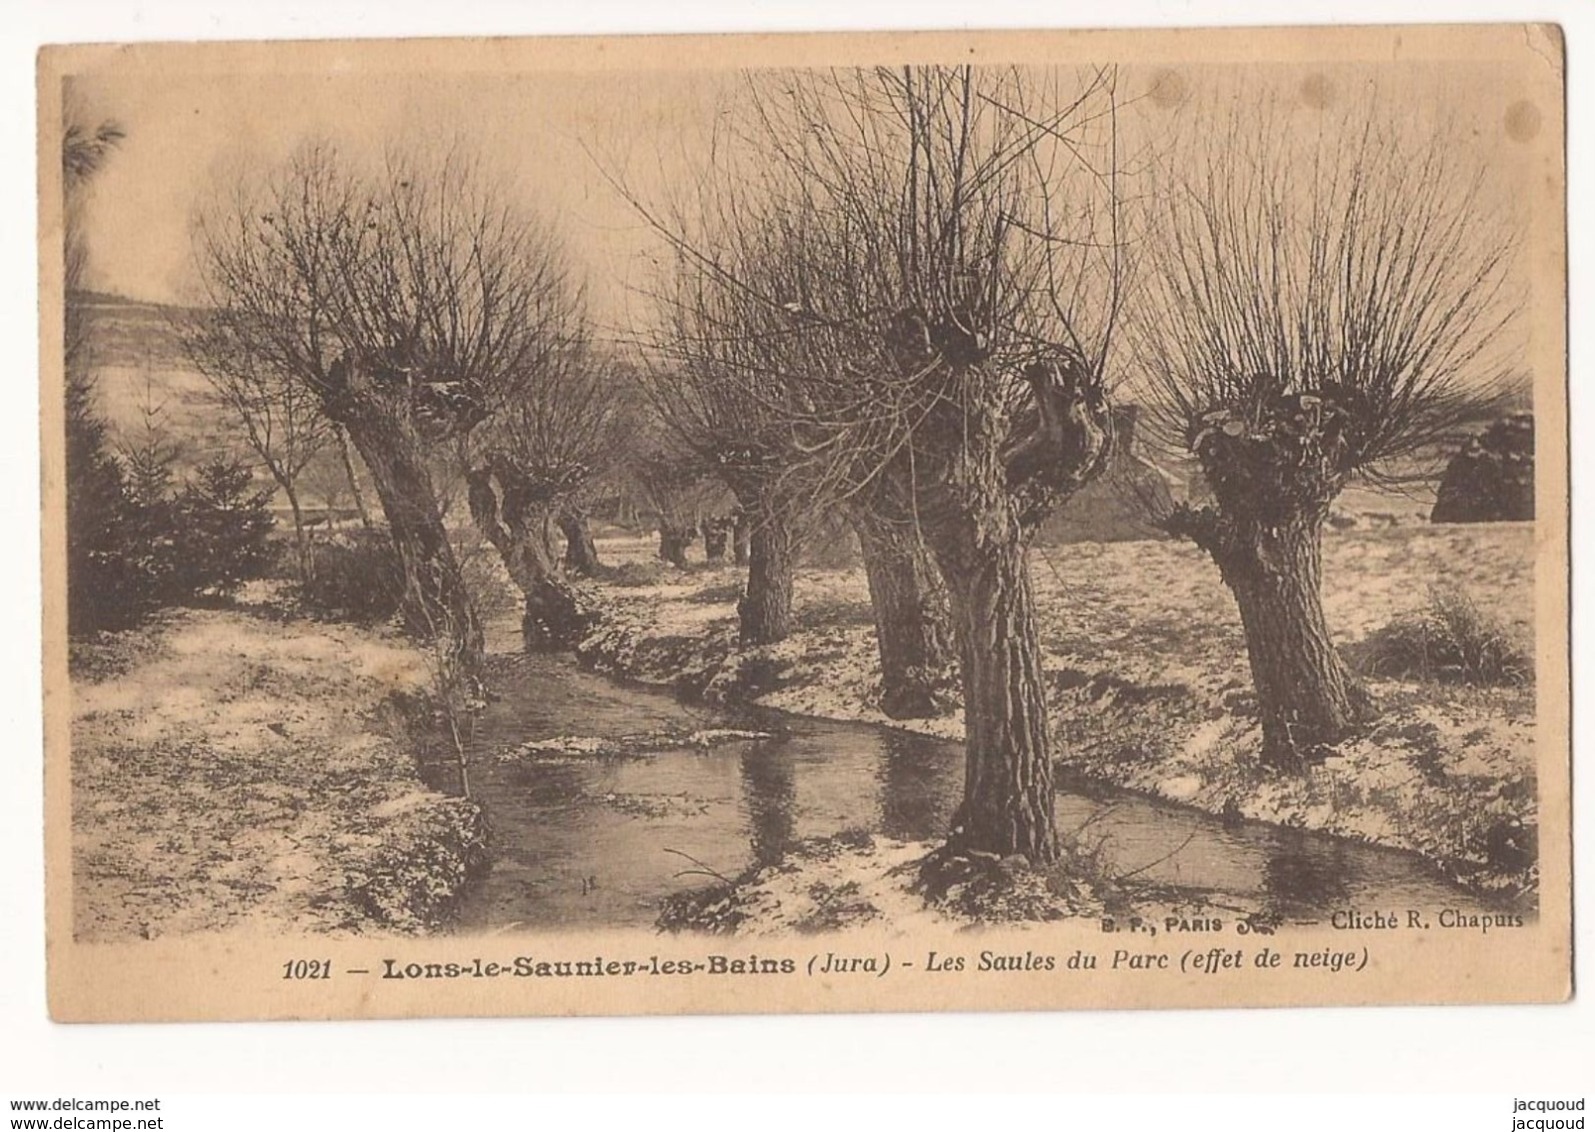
[467,470,588,652]
[732,509,751,566]
[865,342,1112,866]
[658,523,693,568]
[701,516,732,563]
[737,512,796,645]
[344,420,482,669]
[853,514,953,719]
[932,535,1058,863]
[1215,513,1365,769]
[558,508,602,577]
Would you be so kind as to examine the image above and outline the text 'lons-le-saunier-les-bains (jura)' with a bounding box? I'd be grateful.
[359,948,1359,980]
[304,907,1531,987]
[356,945,1378,983]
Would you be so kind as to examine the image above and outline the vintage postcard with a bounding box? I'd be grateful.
[39,23,1568,1022]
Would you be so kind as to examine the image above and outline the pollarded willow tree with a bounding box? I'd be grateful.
[642,65,1129,862]
[625,431,730,568]
[464,332,634,649]
[647,223,955,710]
[1137,97,1520,770]
[643,259,820,647]
[193,142,582,668]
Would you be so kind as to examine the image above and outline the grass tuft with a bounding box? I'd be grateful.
[599,560,670,588]
[1358,585,1531,687]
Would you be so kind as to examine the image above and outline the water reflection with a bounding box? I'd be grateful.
[740,743,796,865]
[453,654,1513,932]
[875,726,959,841]
[1260,832,1354,918]
[506,759,587,810]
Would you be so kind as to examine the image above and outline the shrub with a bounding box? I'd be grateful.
[793,594,875,631]
[299,529,406,623]
[1359,586,1531,687]
[601,560,669,588]
[171,458,278,599]
[685,581,745,606]
[67,407,278,632]
[1431,412,1534,524]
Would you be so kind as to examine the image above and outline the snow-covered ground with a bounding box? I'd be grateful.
[579,524,1538,906]
[69,593,487,941]
[64,521,1535,942]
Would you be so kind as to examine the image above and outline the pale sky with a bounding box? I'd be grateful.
[67,66,737,335]
[62,46,1546,346]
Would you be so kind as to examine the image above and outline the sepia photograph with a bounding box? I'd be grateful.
[37,22,1569,1022]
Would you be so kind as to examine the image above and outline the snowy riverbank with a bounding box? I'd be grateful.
[577,525,1538,908]
[69,598,488,940]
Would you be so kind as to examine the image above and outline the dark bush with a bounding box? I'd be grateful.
[67,397,278,633]
[299,529,406,623]
[66,374,156,634]
[115,456,276,609]
[1431,412,1534,524]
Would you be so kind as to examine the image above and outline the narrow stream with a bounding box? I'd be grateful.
[452,652,1504,934]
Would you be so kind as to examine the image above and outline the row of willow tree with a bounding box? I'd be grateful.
[74,64,1520,868]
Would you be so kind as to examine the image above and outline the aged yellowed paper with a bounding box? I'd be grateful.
[40,23,1568,1021]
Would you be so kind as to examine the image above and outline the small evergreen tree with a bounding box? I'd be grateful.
[174,459,278,598]
[65,374,146,633]
[63,114,140,635]
[116,385,187,607]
